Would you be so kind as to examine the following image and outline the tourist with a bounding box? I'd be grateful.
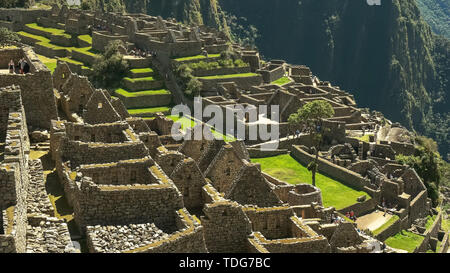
[346,212,350,219]
[350,210,357,221]
[18,58,24,74]
[8,60,14,74]
[23,60,30,74]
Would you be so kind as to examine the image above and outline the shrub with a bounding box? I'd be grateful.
[91,40,129,88]
[0,27,20,47]
[185,78,202,97]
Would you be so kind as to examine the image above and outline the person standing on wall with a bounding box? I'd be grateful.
[8,60,14,74]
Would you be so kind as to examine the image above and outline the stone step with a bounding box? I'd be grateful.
[127,106,172,118]
[114,88,172,108]
[121,77,164,92]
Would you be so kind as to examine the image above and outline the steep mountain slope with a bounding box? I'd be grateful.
[416,0,450,38]
[218,0,449,158]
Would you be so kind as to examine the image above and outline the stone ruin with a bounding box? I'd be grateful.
[0,5,444,253]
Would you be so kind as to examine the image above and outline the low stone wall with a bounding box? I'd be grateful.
[192,66,251,77]
[33,43,68,57]
[50,34,73,47]
[116,92,172,109]
[247,148,288,158]
[439,232,449,253]
[291,146,371,192]
[374,216,401,242]
[71,50,98,66]
[258,65,285,83]
[204,43,229,54]
[408,190,428,225]
[121,78,165,92]
[126,57,151,69]
[199,75,263,92]
[338,197,377,217]
[92,31,128,52]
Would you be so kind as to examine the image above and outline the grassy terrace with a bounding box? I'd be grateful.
[385,231,425,253]
[174,53,221,62]
[271,76,292,86]
[130,68,154,74]
[123,76,157,83]
[128,106,172,115]
[373,215,400,236]
[58,57,91,69]
[425,215,437,230]
[251,154,370,210]
[115,88,170,97]
[78,34,92,45]
[169,115,236,141]
[198,73,259,80]
[37,54,57,73]
[167,115,196,130]
[26,23,71,38]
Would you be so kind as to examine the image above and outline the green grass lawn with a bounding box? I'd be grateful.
[373,215,400,236]
[78,34,92,45]
[130,68,154,74]
[199,73,259,80]
[384,231,425,253]
[127,106,171,115]
[355,134,373,143]
[36,54,57,73]
[425,215,437,230]
[271,76,292,86]
[167,115,196,130]
[442,218,450,232]
[115,88,170,97]
[174,54,221,62]
[123,76,157,82]
[251,154,370,210]
[26,23,71,38]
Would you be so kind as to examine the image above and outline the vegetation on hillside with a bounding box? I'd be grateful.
[0,0,32,8]
[0,27,20,47]
[396,135,446,206]
[91,40,129,88]
[416,0,450,38]
[217,0,450,159]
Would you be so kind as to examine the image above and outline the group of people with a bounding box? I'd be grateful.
[345,210,357,221]
[129,48,157,58]
[8,58,30,74]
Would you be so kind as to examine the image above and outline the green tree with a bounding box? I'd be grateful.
[0,27,20,48]
[91,40,128,88]
[288,100,334,186]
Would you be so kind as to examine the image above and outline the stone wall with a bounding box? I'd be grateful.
[201,201,252,253]
[291,146,371,192]
[0,48,58,129]
[69,176,183,231]
[58,137,149,168]
[192,66,251,77]
[92,31,128,52]
[199,75,263,92]
[243,206,294,240]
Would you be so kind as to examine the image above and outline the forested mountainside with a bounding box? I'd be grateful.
[416,0,450,38]
[217,0,449,159]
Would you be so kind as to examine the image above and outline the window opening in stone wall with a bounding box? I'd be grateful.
[90,134,95,142]
[184,187,189,197]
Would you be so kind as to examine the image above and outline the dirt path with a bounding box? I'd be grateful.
[356,211,392,231]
